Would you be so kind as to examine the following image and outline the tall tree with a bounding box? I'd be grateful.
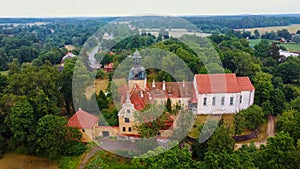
[259,132,297,169]
[207,126,235,154]
[252,72,274,107]
[8,99,36,153]
[36,114,84,158]
[276,110,300,144]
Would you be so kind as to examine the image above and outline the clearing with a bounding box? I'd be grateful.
[85,78,109,99]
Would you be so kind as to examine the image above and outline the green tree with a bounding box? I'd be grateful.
[254,29,260,39]
[254,39,270,58]
[36,114,84,158]
[203,150,256,169]
[166,98,172,113]
[252,72,274,107]
[96,90,109,110]
[131,145,201,169]
[207,126,235,154]
[275,57,300,83]
[276,110,300,144]
[277,29,292,41]
[260,132,297,169]
[270,89,285,115]
[61,58,77,114]
[268,43,280,60]
[8,99,36,153]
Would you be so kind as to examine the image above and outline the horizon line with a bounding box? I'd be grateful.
[1,12,300,19]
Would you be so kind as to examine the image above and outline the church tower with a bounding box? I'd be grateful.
[128,49,147,91]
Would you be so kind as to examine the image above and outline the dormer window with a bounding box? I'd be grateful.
[127,109,130,113]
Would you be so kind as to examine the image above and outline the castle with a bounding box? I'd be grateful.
[68,49,255,141]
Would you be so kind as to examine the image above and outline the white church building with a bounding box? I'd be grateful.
[123,49,255,115]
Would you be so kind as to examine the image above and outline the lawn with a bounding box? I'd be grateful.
[245,24,300,34]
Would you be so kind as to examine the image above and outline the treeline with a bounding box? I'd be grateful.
[185,15,300,33]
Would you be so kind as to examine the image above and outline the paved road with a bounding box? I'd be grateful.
[235,115,275,149]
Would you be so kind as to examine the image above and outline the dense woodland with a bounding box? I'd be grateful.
[0,16,300,168]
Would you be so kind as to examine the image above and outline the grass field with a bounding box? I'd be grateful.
[245,24,300,34]
[248,39,300,52]
[280,43,300,52]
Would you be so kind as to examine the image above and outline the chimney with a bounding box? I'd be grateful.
[152,79,155,88]
[79,107,82,111]
[162,80,166,91]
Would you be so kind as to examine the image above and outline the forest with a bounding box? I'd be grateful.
[0,16,300,168]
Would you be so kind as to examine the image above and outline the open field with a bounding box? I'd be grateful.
[280,43,300,52]
[248,39,300,52]
[0,153,58,169]
[245,24,300,34]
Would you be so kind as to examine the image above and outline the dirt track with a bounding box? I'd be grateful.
[235,115,275,149]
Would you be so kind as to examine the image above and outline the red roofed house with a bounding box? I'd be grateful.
[193,74,255,114]
[68,108,99,141]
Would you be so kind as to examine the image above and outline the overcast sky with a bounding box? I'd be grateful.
[0,0,299,17]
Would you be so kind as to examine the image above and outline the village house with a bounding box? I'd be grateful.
[68,49,255,141]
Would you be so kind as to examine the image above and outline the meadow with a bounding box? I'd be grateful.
[248,39,300,52]
[245,24,300,34]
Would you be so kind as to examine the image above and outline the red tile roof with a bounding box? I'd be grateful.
[195,74,241,94]
[68,109,98,129]
[237,77,255,91]
[130,88,152,110]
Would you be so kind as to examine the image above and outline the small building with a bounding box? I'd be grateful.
[67,108,98,142]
